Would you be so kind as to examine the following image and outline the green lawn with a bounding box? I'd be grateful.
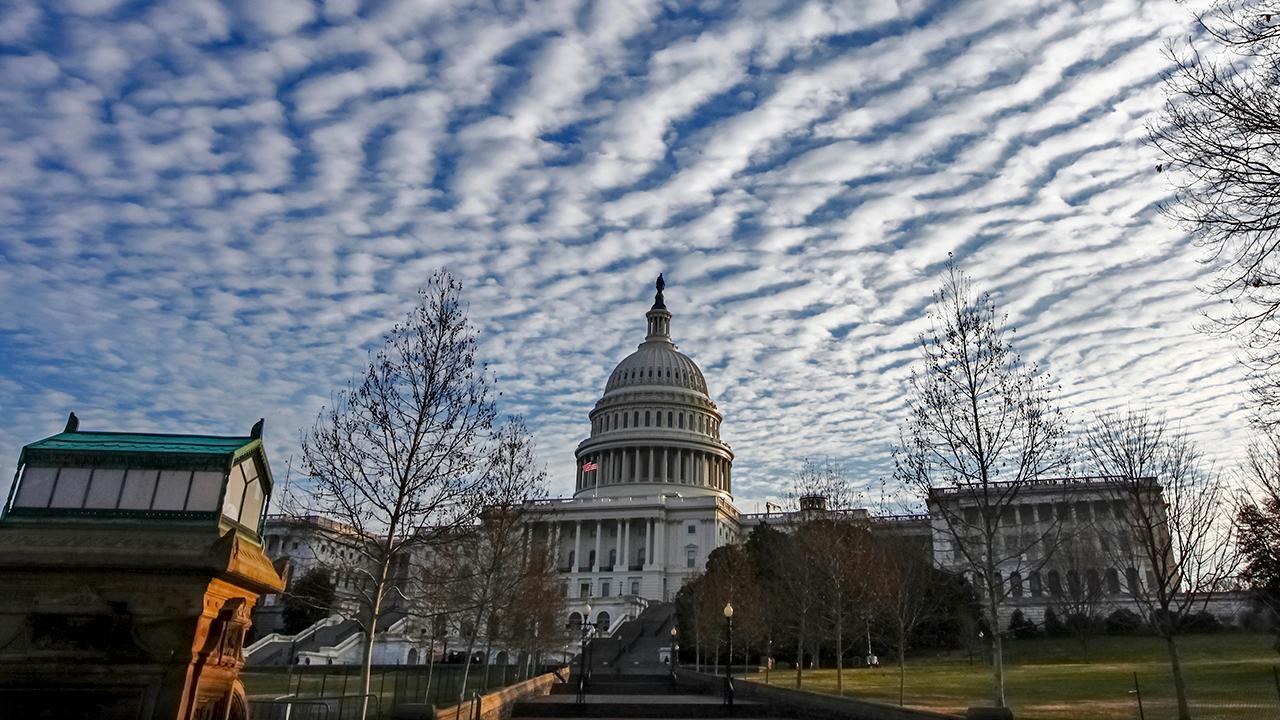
[746,634,1280,720]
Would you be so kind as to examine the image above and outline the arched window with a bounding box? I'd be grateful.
[1126,567,1140,593]
[1009,571,1023,598]
[1067,570,1082,600]
[1047,570,1062,596]
[623,414,628,429]
[678,414,684,429]
[1029,572,1043,597]
[1086,568,1102,596]
[657,412,663,427]
[668,411,673,426]
[568,612,582,628]
[596,611,611,632]
[633,411,639,427]
[645,411,650,426]
[1106,568,1121,594]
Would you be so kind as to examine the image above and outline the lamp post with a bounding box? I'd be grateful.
[764,635,773,686]
[722,602,734,710]
[567,603,593,705]
[669,626,679,692]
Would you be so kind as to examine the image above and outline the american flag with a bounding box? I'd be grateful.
[582,461,599,472]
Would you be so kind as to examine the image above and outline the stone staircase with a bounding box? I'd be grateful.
[514,604,780,719]
[590,602,676,676]
[513,673,773,718]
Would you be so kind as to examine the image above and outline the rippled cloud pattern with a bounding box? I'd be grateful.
[0,0,1244,507]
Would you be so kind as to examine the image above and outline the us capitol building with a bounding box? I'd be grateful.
[521,276,742,631]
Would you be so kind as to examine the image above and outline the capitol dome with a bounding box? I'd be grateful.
[573,276,733,499]
[604,342,708,396]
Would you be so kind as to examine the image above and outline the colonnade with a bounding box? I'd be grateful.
[575,447,730,493]
[535,516,668,575]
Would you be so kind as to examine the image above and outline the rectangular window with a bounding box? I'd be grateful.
[84,468,125,509]
[185,471,224,511]
[13,466,58,508]
[49,468,92,508]
[221,464,246,520]
[601,581,611,598]
[119,469,159,509]
[239,477,265,527]
[630,579,640,596]
[688,524,696,534]
[686,548,696,568]
[579,583,591,599]
[152,470,192,510]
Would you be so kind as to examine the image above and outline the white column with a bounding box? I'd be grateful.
[662,448,669,482]
[553,522,562,565]
[643,518,652,569]
[620,519,629,571]
[655,518,666,570]
[573,520,582,572]
[593,519,602,572]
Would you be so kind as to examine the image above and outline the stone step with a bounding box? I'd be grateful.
[512,694,771,719]
[550,681,672,695]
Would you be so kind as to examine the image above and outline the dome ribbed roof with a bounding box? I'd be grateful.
[604,345,708,395]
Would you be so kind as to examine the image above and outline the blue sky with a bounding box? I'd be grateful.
[0,0,1245,509]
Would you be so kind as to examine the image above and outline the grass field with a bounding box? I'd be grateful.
[745,634,1280,720]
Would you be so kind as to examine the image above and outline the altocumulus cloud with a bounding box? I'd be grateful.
[0,0,1248,508]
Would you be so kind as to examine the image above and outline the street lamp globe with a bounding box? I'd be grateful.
[723,602,734,619]
[670,626,678,639]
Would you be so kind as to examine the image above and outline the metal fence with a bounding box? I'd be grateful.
[245,663,555,720]
[1128,667,1280,720]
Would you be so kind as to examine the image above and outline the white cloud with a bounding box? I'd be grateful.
[0,0,1254,508]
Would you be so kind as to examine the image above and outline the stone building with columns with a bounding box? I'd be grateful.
[522,277,742,633]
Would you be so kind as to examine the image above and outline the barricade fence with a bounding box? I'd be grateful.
[245,662,561,719]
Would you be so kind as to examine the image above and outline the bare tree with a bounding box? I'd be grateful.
[435,416,549,709]
[1237,433,1280,640]
[870,534,935,707]
[789,459,868,695]
[1047,537,1108,661]
[300,271,497,720]
[1152,3,1280,418]
[894,260,1069,708]
[1083,410,1238,720]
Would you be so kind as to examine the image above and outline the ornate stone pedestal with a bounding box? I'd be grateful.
[0,417,285,719]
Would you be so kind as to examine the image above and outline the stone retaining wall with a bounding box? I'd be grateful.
[435,666,568,720]
[676,669,963,720]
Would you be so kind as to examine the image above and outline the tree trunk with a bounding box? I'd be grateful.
[795,614,806,689]
[898,618,907,706]
[457,606,486,708]
[359,574,388,720]
[835,612,844,695]
[1165,633,1192,720]
[989,603,1005,708]
[481,635,494,690]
